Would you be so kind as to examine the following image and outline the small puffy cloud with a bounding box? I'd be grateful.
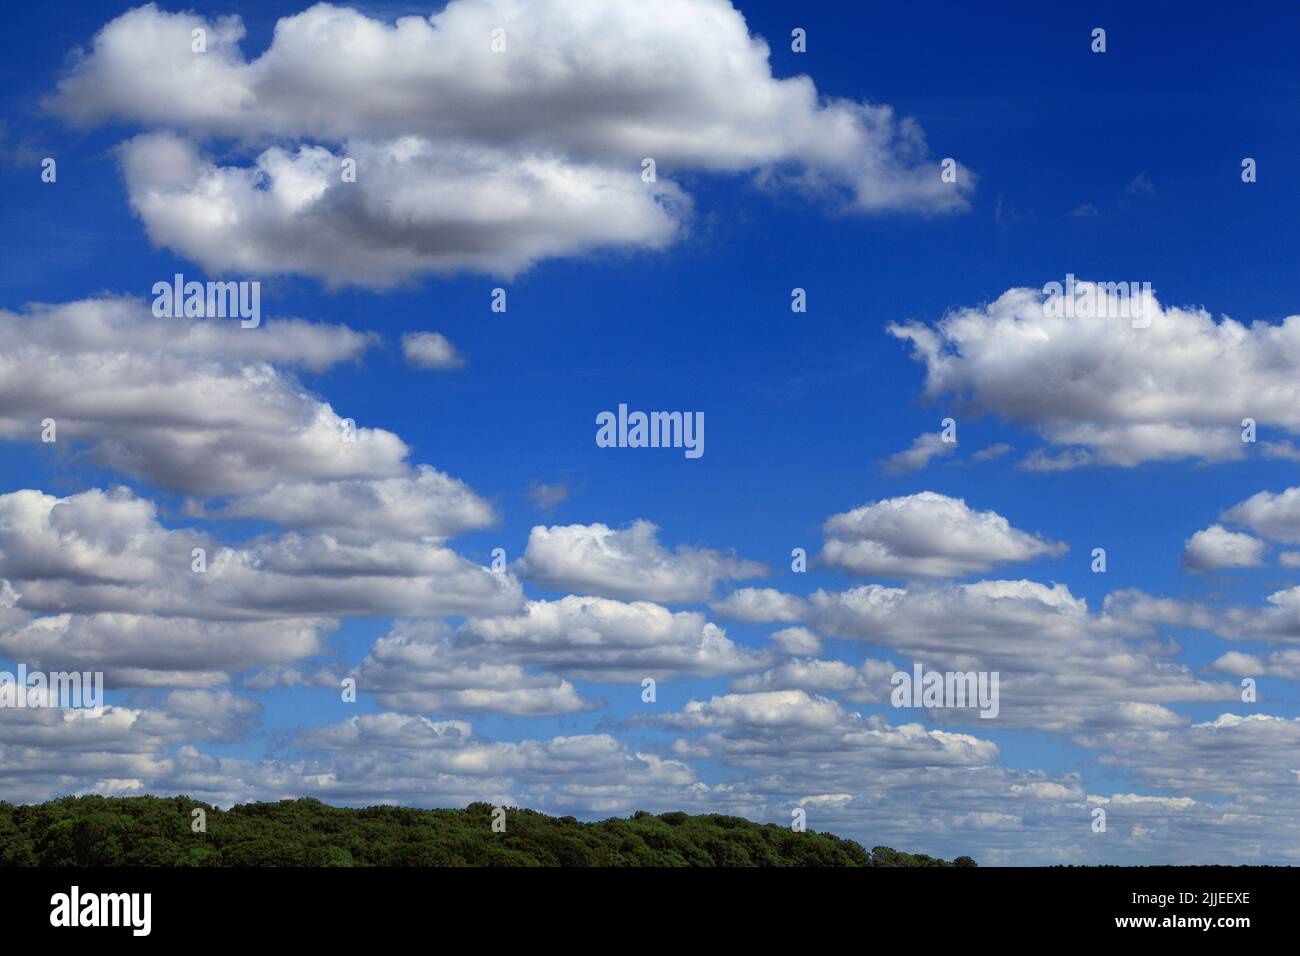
[709,587,807,623]
[1208,651,1264,677]
[518,520,766,603]
[768,626,821,656]
[1210,649,1300,680]
[527,480,570,512]
[819,492,1066,579]
[1181,524,1267,572]
[1222,487,1300,543]
[401,331,463,370]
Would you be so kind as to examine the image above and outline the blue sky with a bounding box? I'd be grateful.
[2,0,1300,864]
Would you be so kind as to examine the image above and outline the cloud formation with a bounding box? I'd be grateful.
[891,284,1300,468]
[819,492,1067,578]
[48,1,972,285]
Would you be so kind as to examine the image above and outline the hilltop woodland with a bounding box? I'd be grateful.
[0,796,977,867]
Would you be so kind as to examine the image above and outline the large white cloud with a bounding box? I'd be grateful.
[0,486,521,685]
[48,1,972,285]
[819,492,1066,578]
[115,131,689,286]
[0,487,520,622]
[0,297,408,497]
[890,284,1300,467]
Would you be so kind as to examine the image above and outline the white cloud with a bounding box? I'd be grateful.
[354,622,592,716]
[401,331,464,370]
[882,432,954,474]
[1210,649,1300,680]
[1222,486,1300,543]
[0,297,409,498]
[800,579,1235,731]
[820,492,1066,578]
[768,626,820,656]
[709,587,807,623]
[222,466,496,543]
[48,1,972,286]
[1181,524,1266,572]
[891,284,1300,467]
[0,486,521,685]
[518,519,766,602]
[116,131,688,287]
[458,595,766,680]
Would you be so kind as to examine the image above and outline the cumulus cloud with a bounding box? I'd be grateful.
[799,579,1235,731]
[1080,713,1300,800]
[646,689,1000,767]
[1181,524,1267,572]
[0,487,519,620]
[518,519,766,602]
[0,297,409,498]
[456,595,767,681]
[401,331,464,370]
[0,486,521,685]
[48,1,972,286]
[1111,586,1300,645]
[890,284,1300,468]
[115,130,688,287]
[1222,486,1300,543]
[767,626,820,656]
[882,432,954,474]
[709,587,807,623]
[1210,649,1300,679]
[346,598,766,714]
[0,707,714,817]
[819,492,1066,578]
[353,621,592,716]
[222,466,497,543]
[527,480,570,512]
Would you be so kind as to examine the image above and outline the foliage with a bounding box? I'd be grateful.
[0,796,973,867]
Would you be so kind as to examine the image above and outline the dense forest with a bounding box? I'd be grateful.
[0,796,976,867]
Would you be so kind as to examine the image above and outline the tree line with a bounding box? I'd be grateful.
[0,795,976,867]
